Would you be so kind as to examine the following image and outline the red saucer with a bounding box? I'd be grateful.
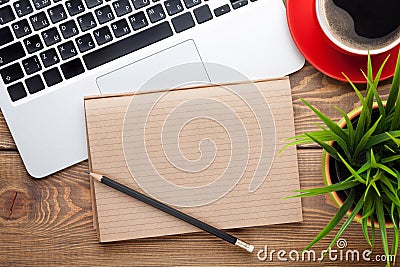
[287,0,399,83]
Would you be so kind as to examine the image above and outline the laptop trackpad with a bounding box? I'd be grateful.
[96,40,210,94]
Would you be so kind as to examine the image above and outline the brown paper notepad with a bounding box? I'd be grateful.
[85,77,302,242]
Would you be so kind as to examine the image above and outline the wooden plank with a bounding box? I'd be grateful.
[0,150,393,266]
[0,111,16,150]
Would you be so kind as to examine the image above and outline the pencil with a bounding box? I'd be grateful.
[88,172,254,253]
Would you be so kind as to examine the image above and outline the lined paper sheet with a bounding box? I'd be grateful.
[85,77,302,242]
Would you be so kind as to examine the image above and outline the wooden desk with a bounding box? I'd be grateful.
[0,62,395,266]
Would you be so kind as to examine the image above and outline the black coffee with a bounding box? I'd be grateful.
[320,0,400,51]
[333,0,399,39]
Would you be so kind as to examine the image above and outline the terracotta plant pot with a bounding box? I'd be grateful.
[322,102,393,227]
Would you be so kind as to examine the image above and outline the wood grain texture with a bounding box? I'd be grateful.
[0,7,397,262]
[0,149,395,266]
[0,111,16,150]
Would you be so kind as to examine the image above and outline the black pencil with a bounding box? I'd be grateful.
[89,172,254,253]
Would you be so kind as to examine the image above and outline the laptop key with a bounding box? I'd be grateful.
[113,0,132,16]
[23,34,44,53]
[40,48,60,67]
[77,12,97,31]
[95,5,114,24]
[84,0,103,9]
[93,26,113,45]
[193,4,212,24]
[75,33,95,52]
[183,0,200,9]
[231,0,247,9]
[129,11,148,29]
[60,20,79,38]
[42,27,61,46]
[25,74,45,94]
[11,18,31,37]
[30,11,50,30]
[111,18,131,37]
[66,0,85,16]
[213,4,230,17]
[0,26,13,46]
[0,5,15,24]
[83,21,173,70]
[48,4,67,23]
[0,62,24,84]
[132,0,150,10]
[171,12,194,33]
[43,67,63,86]
[146,4,165,23]
[13,0,33,17]
[0,42,26,67]
[61,58,85,79]
[164,0,183,16]
[58,41,78,60]
[22,55,42,75]
[7,82,27,102]
[32,0,51,10]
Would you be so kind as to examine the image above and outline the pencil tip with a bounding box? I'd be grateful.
[88,172,103,182]
[85,170,90,174]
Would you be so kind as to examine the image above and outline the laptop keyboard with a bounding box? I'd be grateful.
[0,0,253,102]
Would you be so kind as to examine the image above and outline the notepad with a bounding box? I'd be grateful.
[85,77,302,242]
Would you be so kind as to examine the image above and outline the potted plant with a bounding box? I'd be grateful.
[284,50,400,266]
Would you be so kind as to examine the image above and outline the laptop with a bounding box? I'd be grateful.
[0,0,304,178]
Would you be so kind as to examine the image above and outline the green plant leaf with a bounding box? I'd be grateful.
[376,197,390,266]
[304,189,355,250]
[300,98,348,143]
[326,194,364,252]
[386,50,400,114]
[380,176,398,198]
[377,163,398,178]
[381,185,400,208]
[390,204,399,263]
[390,96,400,131]
[338,154,366,184]
[365,53,375,112]
[280,131,334,153]
[381,155,400,164]
[285,180,359,198]
[365,169,372,191]
[305,133,340,161]
[353,116,382,161]
[365,171,382,197]
[370,149,377,168]
[362,196,374,247]
[362,68,387,133]
[371,181,381,197]
[347,161,371,182]
[335,106,355,153]
[315,123,351,160]
[390,54,400,130]
[386,132,400,147]
[343,73,372,145]
[365,131,400,149]
[371,213,376,250]
[362,195,375,220]
[384,145,396,153]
